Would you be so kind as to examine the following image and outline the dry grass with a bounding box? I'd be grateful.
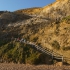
[15,7,42,15]
[0,63,70,70]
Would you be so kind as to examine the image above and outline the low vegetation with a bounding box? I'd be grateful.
[0,0,70,65]
[0,42,40,64]
[62,46,70,51]
[61,16,70,23]
[51,40,60,50]
[0,41,52,64]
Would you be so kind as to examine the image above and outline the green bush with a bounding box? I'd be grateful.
[61,16,70,23]
[62,46,70,51]
[0,42,41,64]
[0,41,55,64]
[51,40,60,50]
[26,53,40,64]
[0,40,9,47]
[32,37,38,42]
[63,16,70,20]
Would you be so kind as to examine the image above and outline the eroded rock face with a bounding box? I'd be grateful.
[0,0,70,64]
[40,0,70,21]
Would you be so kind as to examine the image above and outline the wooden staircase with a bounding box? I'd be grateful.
[25,41,70,64]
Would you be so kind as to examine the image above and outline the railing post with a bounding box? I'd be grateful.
[52,50,53,64]
[62,55,64,65]
[52,50,53,59]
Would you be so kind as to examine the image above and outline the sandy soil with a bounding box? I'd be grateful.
[0,63,70,70]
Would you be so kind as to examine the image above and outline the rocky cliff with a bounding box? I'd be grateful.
[0,0,70,64]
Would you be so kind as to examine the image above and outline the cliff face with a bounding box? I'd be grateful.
[40,0,70,21]
[0,0,70,63]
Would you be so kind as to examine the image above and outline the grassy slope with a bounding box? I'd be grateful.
[0,16,70,64]
[0,0,70,64]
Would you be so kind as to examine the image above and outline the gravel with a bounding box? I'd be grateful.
[0,63,70,70]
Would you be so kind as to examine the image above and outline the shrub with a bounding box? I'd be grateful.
[62,46,70,51]
[63,16,70,20]
[26,53,40,64]
[0,42,41,64]
[33,37,38,42]
[61,16,70,23]
[0,40,9,47]
[51,40,60,50]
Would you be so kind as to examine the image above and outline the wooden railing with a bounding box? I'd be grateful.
[23,41,70,63]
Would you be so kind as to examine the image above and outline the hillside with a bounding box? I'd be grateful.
[40,0,70,22]
[0,0,70,64]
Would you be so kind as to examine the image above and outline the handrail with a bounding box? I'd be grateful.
[24,41,63,59]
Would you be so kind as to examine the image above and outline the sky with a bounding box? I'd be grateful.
[0,0,55,12]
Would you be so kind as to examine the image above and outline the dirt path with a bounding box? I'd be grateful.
[0,63,70,70]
